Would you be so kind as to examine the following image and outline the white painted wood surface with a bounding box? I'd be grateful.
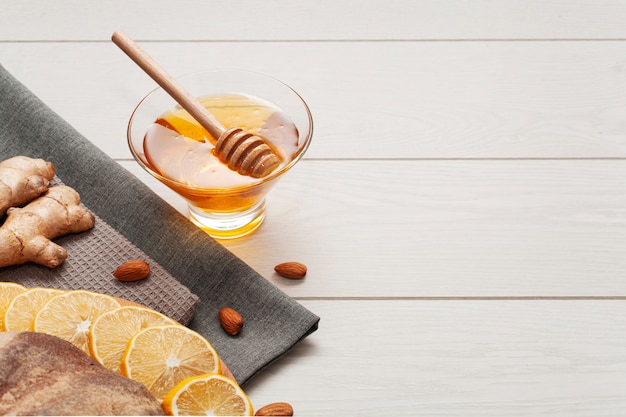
[2,1,626,415]
[2,41,626,159]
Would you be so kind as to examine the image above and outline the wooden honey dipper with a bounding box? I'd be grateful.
[112,31,281,178]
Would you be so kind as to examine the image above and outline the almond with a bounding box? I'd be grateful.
[274,262,307,279]
[255,402,294,416]
[113,260,151,282]
[219,307,244,336]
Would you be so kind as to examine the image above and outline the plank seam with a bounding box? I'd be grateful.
[3,38,626,44]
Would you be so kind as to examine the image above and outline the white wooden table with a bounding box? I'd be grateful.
[3,2,626,415]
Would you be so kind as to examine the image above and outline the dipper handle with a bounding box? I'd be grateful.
[112,30,224,142]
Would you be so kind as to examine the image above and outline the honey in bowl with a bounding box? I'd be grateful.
[142,93,301,213]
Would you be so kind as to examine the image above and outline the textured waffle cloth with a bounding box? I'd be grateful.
[2,189,200,325]
[0,63,319,385]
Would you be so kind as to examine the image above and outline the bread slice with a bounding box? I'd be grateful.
[0,331,163,415]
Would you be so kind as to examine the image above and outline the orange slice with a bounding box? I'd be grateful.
[4,287,65,331]
[0,282,27,331]
[121,324,220,402]
[34,290,121,354]
[162,373,253,416]
[89,305,178,373]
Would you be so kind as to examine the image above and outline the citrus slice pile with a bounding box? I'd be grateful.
[0,284,254,415]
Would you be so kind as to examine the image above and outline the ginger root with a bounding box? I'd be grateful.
[0,185,95,268]
[0,156,55,216]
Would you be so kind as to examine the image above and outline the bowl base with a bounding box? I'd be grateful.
[188,200,266,239]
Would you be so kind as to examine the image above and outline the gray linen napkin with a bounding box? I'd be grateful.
[0,63,319,385]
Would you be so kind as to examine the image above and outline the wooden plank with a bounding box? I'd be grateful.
[3,0,626,41]
[2,41,626,159]
[244,299,626,416]
[118,159,626,298]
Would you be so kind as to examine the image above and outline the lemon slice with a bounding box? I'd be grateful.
[89,305,177,373]
[4,287,65,331]
[0,282,27,331]
[121,324,221,402]
[34,290,121,354]
[162,373,253,416]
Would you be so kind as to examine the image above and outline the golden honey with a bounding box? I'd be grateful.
[142,93,300,213]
